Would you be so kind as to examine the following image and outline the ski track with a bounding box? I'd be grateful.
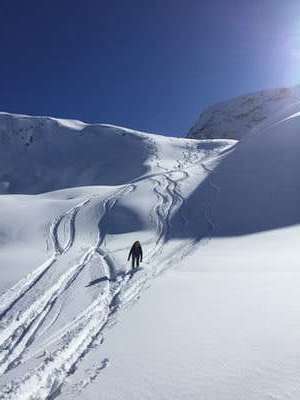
[0,141,218,399]
[50,199,91,256]
[148,170,187,261]
[0,247,97,376]
[0,198,90,321]
[0,183,139,399]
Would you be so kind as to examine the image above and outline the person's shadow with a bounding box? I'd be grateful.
[86,268,142,287]
[86,276,111,286]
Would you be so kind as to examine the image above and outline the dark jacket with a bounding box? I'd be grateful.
[128,241,143,262]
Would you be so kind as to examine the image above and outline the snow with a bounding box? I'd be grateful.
[0,102,299,400]
[188,85,300,140]
[0,113,152,194]
[87,261,300,400]
[58,227,300,400]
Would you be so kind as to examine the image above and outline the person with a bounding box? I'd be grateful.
[127,241,143,270]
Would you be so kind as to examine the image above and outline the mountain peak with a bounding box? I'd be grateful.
[187,85,300,140]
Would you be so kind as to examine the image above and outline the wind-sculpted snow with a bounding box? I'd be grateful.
[0,120,235,399]
[188,85,300,140]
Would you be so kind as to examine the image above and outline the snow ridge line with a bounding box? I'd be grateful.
[201,162,220,238]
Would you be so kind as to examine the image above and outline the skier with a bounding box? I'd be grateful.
[127,241,143,271]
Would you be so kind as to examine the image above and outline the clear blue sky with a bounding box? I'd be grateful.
[1,0,300,136]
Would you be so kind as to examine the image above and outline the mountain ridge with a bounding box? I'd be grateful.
[187,85,300,140]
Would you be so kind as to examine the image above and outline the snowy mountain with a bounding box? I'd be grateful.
[0,112,236,399]
[187,85,300,140]
[0,103,300,400]
[0,112,158,194]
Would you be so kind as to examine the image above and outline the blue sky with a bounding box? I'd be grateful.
[1,0,300,136]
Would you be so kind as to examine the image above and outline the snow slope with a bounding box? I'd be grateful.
[0,112,153,193]
[0,112,235,399]
[188,85,300,140]
[0,104,300,400]
[78,230,300,400]
[101,108,300,400]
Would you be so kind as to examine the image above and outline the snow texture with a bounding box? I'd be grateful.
[187,85,300,140]
[0,100,299,400]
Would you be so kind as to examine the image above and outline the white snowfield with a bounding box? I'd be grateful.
[0,100,299,400]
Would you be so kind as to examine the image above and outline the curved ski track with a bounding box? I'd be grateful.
[0,141,218,399]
